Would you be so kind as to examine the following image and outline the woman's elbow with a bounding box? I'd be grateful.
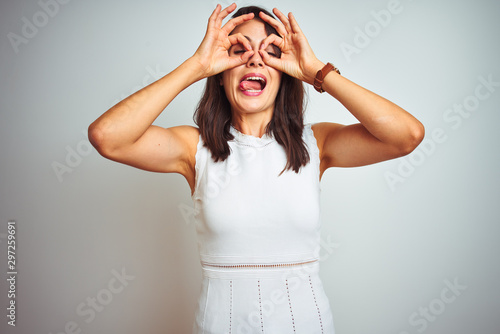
[399,120,425,156]
[88,122,114,158]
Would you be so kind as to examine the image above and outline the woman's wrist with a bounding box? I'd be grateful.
[182,55,211,82]
[304,59,325,86]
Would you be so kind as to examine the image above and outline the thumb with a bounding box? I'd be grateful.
[259,50,282,72]
[227,50,254,68]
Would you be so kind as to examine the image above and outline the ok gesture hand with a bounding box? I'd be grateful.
[259,8,324,85]
[193,4,255,78]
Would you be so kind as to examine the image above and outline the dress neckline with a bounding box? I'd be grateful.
[230,125,275,148]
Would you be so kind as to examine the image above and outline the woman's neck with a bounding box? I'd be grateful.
[231,110,273,138]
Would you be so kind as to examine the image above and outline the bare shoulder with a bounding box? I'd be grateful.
[311,122,344,135]
[169,124,200,136]
[311,122,344,153]
[168,125,200,147]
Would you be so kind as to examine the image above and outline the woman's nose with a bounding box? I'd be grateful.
[246,50,264,68]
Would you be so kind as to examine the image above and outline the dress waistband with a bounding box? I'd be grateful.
[200,259,320,279]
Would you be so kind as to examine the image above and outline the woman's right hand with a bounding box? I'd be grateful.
[193,3,255,78]
[89,4,256,193]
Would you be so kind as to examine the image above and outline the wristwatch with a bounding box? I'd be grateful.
[313,62,340,93]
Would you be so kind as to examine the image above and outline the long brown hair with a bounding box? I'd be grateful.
[193,6,309,174]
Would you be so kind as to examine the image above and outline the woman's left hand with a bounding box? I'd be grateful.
[259,8,324,85]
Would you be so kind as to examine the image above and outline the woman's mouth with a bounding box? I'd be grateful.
[239,73,267,96]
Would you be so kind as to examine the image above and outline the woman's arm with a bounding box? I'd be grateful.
[88,58,202,176]
[312,69,425,170]
[259,9,424,176]
[88,4,255,190]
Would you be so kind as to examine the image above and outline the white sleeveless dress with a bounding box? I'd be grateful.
[191,124,335,333]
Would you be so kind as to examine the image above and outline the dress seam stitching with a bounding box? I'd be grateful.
[258,280,264,332]
[228,280,233,333]
[285,279,296,333]
[309,275,324,333]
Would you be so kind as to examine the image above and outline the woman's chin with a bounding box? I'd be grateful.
[233,102,274,116]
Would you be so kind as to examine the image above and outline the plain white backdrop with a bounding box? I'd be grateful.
[1,0,499,333]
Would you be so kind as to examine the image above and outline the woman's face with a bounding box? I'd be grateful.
[222,19,282,118]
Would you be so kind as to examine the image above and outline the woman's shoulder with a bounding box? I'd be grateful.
[310,122,342,133]
[310,122,343,147]
[167,125,200,144]
[169,124,200,134]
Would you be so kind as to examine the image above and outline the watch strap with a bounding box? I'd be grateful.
[313,62,340,93]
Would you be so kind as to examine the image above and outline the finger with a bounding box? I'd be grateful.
[215,3,237,27]
[226,49,255,69]
[258,11,287,37]
[272,8,293,34]
[207,4,222,28]
[288,12,303,35]
[259,49,281,71]
[260,34,283,53]
[237,50,255,64]
[228,33,252,51]
[221,12,254,34]
[227,33,254,67]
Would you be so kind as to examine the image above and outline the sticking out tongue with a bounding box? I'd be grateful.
[240,80,262,91]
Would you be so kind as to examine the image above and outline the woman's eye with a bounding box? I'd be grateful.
[233,50,245,54]
[265,46,281,58]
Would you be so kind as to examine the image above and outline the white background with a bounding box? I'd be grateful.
[1,0,499,333]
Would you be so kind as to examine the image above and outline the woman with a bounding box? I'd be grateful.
[89,4,424,333]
